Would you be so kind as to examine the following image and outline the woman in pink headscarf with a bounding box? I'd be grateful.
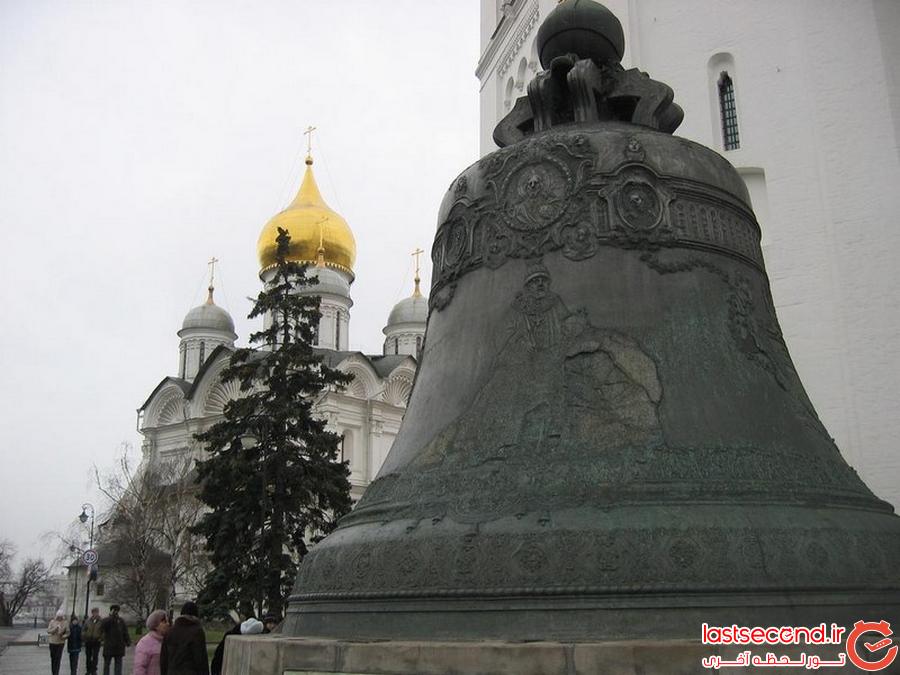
[134,610,170,675]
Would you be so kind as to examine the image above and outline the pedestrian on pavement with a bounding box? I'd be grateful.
[160,601,209,675]
[238,618,263,636]
[209,614,265,675]
[133,609,170,675]
[99,604,131,675]
[67,615,83,675]
[261,615,278,634]
[82,607,103,675]
[47,610,69,675]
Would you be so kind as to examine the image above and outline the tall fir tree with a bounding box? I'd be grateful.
[194,227,352,620]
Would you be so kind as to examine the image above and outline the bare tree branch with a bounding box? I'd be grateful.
[92,443,209,620]
[0,539,13,581]
[0,558,52,626]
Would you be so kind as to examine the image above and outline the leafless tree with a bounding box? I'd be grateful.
[94,443,208,621]
[0,541,53,626]
[0,539,12,581]
[152,454,209,606]
[0,539,13,625]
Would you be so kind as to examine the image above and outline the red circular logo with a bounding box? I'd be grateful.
[846,620,898,672]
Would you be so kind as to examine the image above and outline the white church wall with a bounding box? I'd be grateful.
[142,374,406,501]
[317,300,351,352]
[178,332,232,381]
[382,329,424,357]
[477,0,900,508]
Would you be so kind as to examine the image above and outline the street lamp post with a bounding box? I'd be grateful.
[68,545,79,618]
[79,503,95,620]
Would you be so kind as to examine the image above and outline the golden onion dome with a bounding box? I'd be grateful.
[257,156,356,277]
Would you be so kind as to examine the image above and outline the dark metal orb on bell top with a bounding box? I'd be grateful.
[285,0,900,640]
[537,0,625,68]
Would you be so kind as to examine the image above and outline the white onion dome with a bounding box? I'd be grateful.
[382,270,428,357]
[387,294,428,327]
[179,287,237,338]
[384,271,428,332]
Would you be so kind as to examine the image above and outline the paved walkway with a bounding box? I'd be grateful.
[0,632,134,675]
[0,629,23,654]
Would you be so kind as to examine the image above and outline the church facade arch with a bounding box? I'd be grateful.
[338,356,381,400]
[144,385,187,428]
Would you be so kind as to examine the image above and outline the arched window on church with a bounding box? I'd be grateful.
[504,76,515,112]
[198,341,205,366]
[394,337,399,355]
[180,348,186,378]
[416,335,422,359]
[718,72,740,150]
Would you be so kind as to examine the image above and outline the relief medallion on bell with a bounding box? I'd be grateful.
[430,132,765,312]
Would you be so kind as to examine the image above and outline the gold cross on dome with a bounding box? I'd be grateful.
[304,125,317,157]
[411,247,425,297]
[207,256,219,287]
[411,247,424,276]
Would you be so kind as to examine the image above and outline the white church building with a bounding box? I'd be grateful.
[137,153,426,501]
[477,0,900,510]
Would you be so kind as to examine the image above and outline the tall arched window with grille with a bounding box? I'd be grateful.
[718,72,740,150]
[198,341,206,366]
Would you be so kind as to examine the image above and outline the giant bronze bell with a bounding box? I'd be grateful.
[286,0,900,640]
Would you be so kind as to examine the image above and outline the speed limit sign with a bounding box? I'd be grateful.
[82,549,99,565]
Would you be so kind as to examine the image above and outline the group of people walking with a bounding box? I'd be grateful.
[47,602,276,675]
[46,605,129,675]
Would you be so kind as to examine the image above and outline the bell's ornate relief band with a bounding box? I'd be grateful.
[430,131,765,312]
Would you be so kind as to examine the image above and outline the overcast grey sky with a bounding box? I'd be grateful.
[0,0,479,566]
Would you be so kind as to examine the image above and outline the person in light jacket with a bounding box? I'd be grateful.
[47,610,70,675]
[134,610,170,675]
[160,601,209,675]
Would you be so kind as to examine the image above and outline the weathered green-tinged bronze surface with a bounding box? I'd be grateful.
[284,0,900,640]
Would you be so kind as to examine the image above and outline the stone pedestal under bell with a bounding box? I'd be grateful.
[221,635,859,675]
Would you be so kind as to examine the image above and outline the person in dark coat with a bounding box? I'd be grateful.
[209,616,266,675]
[210,617,264,673]
[82,607,103,675]
[209,619,247,675]
[160,601,209,675]
[261,615,278,634]
[67,615,83,675]
[99,604,131,675]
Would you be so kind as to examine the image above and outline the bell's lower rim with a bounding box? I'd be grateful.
[290,581,900,602]
[284,589,900,641]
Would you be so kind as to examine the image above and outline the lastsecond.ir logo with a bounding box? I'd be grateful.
[846,620,899,672]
